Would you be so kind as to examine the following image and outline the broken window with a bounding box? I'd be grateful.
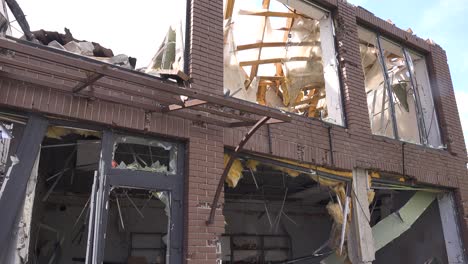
[103,187,170,264]
[13,125,102,264]
[112,135,177,174]
[224,0,344,125]
[0,113,27,196]
[358,27,443,148]
[358,28,394,138]
[4,126,185,263]
[222,154,354,263]
[407,52,443,147]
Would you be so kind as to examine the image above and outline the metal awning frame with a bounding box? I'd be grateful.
[0,37,292,128]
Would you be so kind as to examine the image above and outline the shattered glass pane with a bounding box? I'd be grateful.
[223,0,344,125]
[380,38,421,144]
[358,28,394,138]
[112,136,177,174]
[407,52,443,148]
[104,187,169,263]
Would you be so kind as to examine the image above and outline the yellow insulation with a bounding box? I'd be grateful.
[224,154,244,188]
[46,126,101,139]
[246,159,259,172]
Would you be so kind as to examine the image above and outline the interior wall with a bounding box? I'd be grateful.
[223,200,332,263]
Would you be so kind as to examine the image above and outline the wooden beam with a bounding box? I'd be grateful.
[238,10,301,18]
[72,72,104,93]
[258,76,285,81]
[164,99,207,112]
[225,0,235,20]
[239,56,319,66]
[237,41,319,51]
[247,0,271,90]
[350,168,375,263]
[301,82,325,90]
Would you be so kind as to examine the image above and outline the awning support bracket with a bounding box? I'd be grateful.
[72,71,104,93]
[206,116,271,225]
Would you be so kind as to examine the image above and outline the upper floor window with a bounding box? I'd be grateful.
[358,27,443,148]
[223,0,344,126]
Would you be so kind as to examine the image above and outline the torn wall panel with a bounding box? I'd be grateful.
[2,153,39,264]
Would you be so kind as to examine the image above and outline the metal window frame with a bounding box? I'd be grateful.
[373,34,438,147]
[375,34,400,140]
[402,48,428,145]
[0,112,185,263]
[93,130,185,264]
[405,49,444,147]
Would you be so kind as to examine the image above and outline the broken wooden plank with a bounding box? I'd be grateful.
[237,41,319,51]
[164,99,207,112]
[258,76,285,81]
[157,69,190,82]
[225,0,236,20]
[351,168,375,263]
[239,56,319,66]
[257,84,267,105]
[72,72,104,93]
[238,10,301,18]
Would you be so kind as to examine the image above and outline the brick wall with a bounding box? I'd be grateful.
[0,0,467,262]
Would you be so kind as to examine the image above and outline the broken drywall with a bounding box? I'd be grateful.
[3,153,39,264]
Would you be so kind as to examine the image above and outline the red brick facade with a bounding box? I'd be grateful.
[0,0,467,262]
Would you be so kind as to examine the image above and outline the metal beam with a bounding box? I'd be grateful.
[0,115,48,260]
[206,116,271,225]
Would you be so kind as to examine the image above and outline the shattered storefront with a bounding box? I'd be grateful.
[0,114,185,264]
[219,153,465,264]
[1,112,465,264]
[0,0,466,263]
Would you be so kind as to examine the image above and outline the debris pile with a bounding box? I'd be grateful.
[30,28,137,70]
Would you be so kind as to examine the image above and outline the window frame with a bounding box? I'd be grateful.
[359,27,444,148]
[90,131,185,264]
[222,0,346,127]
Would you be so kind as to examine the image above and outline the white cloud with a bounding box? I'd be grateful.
[455,89,468,147]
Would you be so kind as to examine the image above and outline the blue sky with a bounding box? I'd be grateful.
[348,0,468,147]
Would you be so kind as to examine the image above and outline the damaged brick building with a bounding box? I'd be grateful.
[0,0,467,263]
